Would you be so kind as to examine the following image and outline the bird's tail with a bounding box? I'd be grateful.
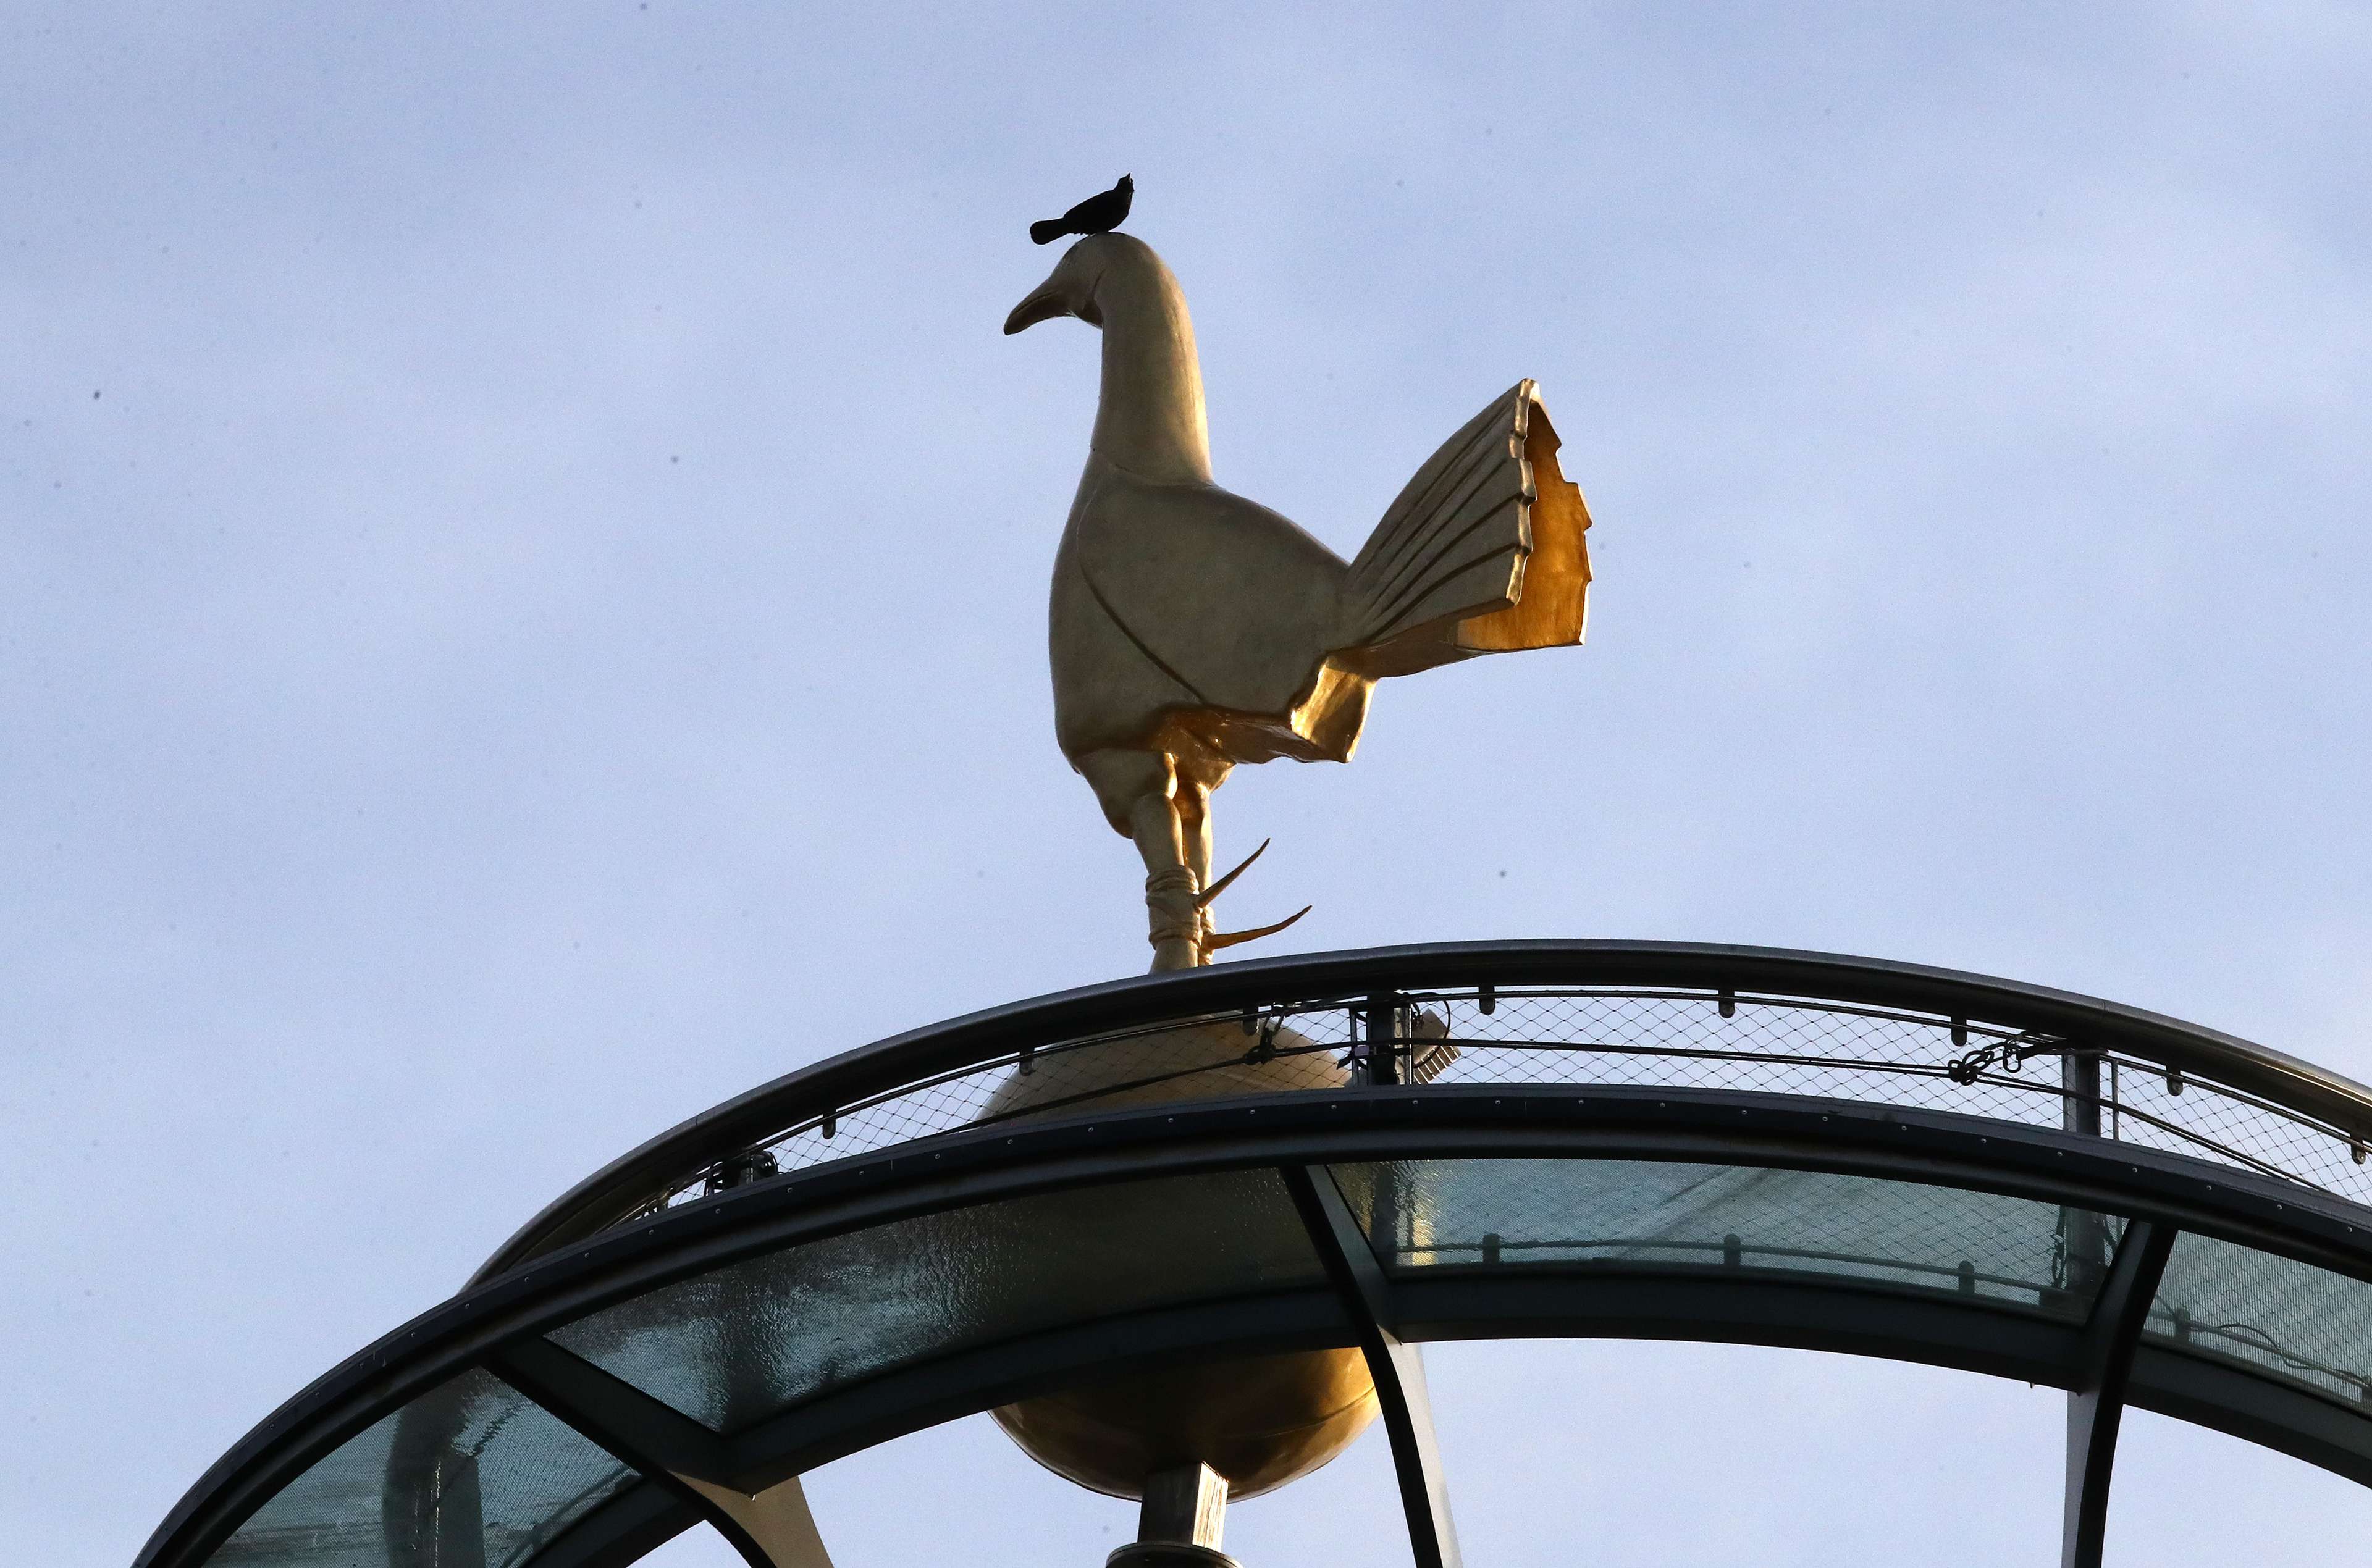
[1331,380,1591,677]
[1029,218,1072,245]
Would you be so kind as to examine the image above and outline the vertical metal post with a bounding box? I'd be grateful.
[2063,1054,2106,1296]
[2059,1047,2140,1568]
[1361,993,1401,1086]
[2063,1052,2101,1135]
[1139,1464,1227,1549]
[1108,1462,1233,1568]
[1360,995,1413,1257]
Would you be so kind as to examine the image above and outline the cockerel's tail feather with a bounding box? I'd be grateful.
[1030,218,1071,245]
[1331,380,1591,677]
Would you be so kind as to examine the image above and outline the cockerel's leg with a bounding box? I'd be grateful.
[1174,760,1232,955]
[1079,749,1202,971]
[1175,778,1212,903]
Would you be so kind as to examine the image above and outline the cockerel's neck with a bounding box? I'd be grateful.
[1090,245,1213,486]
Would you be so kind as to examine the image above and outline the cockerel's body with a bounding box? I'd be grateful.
[1052,455,1364,768]
[1006,233,1592,969]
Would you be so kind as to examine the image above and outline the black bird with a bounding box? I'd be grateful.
[1030,174,1133,245]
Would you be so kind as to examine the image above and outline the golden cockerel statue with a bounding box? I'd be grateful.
[1006,232,1592,971]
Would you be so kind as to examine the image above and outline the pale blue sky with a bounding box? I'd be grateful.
[7,5,2371,1564]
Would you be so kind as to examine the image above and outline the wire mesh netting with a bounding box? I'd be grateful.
[2148,1230,2372,1406]
[627,987,2372,1225]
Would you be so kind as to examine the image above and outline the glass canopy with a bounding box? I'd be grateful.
[548,1168,1327,1433]
[2147,1230,2372,1407]
[140,944,2372,1568]
[168,1152,2372,1568]
[205,1369,634,1568]
[1331,1158,2126,1316]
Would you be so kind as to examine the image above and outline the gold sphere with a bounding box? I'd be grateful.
[977,1018,1380,1499]
[991,1347,1377,1499]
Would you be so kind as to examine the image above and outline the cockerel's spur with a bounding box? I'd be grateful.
[1006,233,1592,971]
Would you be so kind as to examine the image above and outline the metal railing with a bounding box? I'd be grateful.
[474,942,2372,1284]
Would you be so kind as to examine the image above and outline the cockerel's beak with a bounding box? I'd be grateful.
[1004,280,1074,336]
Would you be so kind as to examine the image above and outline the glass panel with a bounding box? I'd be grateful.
[2146,1231,2372,1406]
[1332,1159,2122,1317]
[205,1369,634,1568]
[551,1167,1325,1432]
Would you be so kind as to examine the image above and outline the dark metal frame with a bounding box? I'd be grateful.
[1283,1165,1460,1568]
[141,1078,2372,1568]
[2061,1221,2173,1568]
[473,942,2372,1281]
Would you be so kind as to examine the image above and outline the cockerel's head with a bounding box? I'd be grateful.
[1004,237,1112,335]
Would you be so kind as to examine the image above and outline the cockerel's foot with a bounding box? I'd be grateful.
[1204,904,1312,954]
[1193,839,1311,961]
[1196,839,1271,908]
[1145,867,1203,971]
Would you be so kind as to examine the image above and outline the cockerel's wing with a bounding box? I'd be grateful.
[1075,476,1347,716]
[1055,472,1368,765]
[1332,380,1591,676]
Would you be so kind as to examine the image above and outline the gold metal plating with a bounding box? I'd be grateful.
[978,1020,1377,1499]
[1007,234,1592,970]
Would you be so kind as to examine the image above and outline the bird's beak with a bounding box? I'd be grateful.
[1004,279,1073,336]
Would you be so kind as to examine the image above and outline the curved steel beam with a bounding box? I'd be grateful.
[533,1483,696,1568]
[1390,1270,2082,1384]
[2129,1344,2372,1486]
[473,942,2372,1283]
[1282,1165,1461,1568]
[2061,1221,2174,1568]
